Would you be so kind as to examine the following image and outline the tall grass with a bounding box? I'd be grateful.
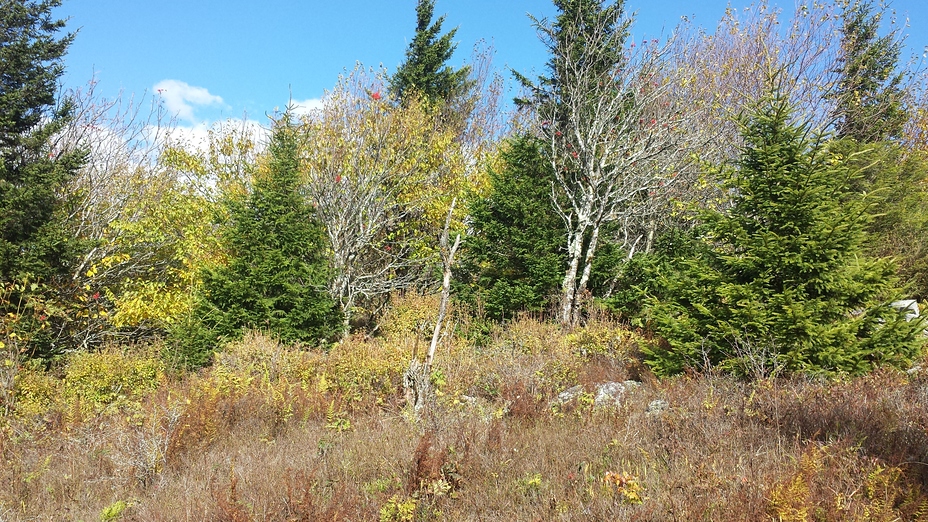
[2,311,927,520]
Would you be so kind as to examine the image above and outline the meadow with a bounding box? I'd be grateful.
[3,297,928,521]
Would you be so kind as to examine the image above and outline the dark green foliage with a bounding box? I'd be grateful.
[179,117,341,366]
[389,0,470,104]
[835,139,928,299]
[0,0,88,360]
[0,0,72,149]
[456,135,565,320]
[645,89,924,377]
[515,0,629,116]
[600,229,701,323]
[832,0,907,142]
[0,0,84,283]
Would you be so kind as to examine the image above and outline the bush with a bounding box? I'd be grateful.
[62,347,164,414]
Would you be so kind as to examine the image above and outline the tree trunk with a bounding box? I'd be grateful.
[403,358,432,416]
[645,219,656,254]
[428,232,461,366]
[559,226,586,325]
[575,223,602,322]
[405,198,461,418]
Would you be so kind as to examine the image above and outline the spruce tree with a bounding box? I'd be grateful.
[182,115,340,365]
[389,0,470,103]
[645,88,923,377]
[1,0,88,359]
[0,0,84,282]
[457,135,565,320]
[515,0,629,118]
[832,0,907,142]
[835,139,928,300]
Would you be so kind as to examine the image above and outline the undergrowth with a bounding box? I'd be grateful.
[1,305,927,520]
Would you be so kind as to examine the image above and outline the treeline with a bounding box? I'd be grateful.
[3,0,928,377]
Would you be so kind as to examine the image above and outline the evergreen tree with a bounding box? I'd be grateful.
[389,0,470,103]
[515,0,629,118]
[181,115,340,366]
[835,139,928,300]
[0,0,84,282]
[1,0,88,359]
[832,0,907,142]
[645,88,923,377]
[457,135,565,320]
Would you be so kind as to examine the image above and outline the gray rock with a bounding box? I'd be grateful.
[646,399,669,415]
[594,381,628,408]
[552,381,642,409]
[555,385,584,404]
[891,299,920,321]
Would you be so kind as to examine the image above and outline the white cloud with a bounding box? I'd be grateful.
[153,79,223,122]
[163,121,212,151]
[162,117,269,155]
[290,97,324,117]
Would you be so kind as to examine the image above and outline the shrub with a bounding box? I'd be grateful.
[62,347,164,414]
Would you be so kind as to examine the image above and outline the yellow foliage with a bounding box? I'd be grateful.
[322,338,407,399]
[564,320,637,358]
[517,472,544,496]
[62,347,165,415]
[86,122,257,333]
[767,443,928,521]
[210,332,313,385]
[602,471,644,505]
[12,367,60,418]
[378,292,442,342]
[110,281,195,328]
[298,66,492,262]
[769,473,812,522]
[197,331,406,408]
[379,495,418,522]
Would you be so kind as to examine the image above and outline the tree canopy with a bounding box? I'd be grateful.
[832,0,907,142]
[179,115,341,366]
[389,0,470,104]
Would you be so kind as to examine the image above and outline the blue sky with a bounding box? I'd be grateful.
[56,0,928,130]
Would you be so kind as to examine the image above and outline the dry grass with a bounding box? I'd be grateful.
[2,315,928,521]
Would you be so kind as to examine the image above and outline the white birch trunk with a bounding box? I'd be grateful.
[559,227,586,325]
[574,223,602,322]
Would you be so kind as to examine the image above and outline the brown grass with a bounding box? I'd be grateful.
[2,317,928,521]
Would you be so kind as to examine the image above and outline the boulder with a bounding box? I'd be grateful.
[554,385,584,405]
[646,399,669,415]
[593,382,626,408]
[891,299,920,322]
[552,381,642,409]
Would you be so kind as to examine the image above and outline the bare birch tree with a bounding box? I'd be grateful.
[299,68,447,334]
[526,3,692,324]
